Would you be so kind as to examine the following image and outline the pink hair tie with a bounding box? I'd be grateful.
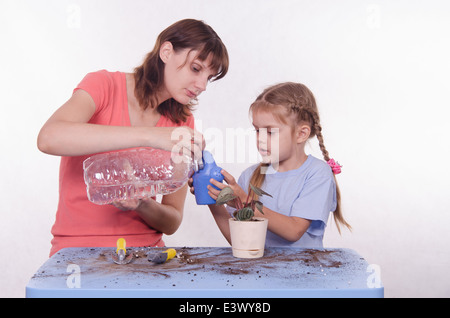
[327,159,342,174]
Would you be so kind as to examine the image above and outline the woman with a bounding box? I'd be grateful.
[37,19,229,256]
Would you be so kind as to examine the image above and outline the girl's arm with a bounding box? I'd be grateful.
[208,204,232,244]
[37,90,203,157]
[208,170,312,243]
[252,206,311,242]
[187,176,233,244]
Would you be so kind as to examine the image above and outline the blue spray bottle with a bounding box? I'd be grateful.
[192,151,224,205]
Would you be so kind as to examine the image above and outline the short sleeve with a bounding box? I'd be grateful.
[73,70,112,113]
[291,175,336,236]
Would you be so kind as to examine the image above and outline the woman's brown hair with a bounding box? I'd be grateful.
[248,82,351,233]
[134,19,229,124]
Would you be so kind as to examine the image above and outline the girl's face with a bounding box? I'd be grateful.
[160,43,216,105]
[252,110,292,165]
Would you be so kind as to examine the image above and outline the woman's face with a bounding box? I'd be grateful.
[161,43,216,105]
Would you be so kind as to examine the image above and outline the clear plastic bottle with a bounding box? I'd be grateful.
[83,148,197,205]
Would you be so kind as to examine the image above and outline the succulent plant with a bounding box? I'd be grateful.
[215,184,272,221]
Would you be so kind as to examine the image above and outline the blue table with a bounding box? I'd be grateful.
[26,247,383,298]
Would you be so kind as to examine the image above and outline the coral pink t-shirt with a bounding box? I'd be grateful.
[50,70,195,256]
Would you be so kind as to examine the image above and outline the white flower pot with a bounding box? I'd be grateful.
[229,217,268,258]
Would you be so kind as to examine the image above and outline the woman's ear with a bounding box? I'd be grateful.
[159,41,173,63]
[296,124,311,143]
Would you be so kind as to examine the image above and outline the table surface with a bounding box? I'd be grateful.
[26,247,383,298]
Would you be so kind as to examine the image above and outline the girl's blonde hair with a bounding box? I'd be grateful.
[249,82,351,233]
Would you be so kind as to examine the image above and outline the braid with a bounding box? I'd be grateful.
[306,110,350,233]
[291,103,330,162]
[313,120,351,233]
[311,114,330,162]
[291,93,351,234]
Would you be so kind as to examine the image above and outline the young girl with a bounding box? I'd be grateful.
[38,19,229,256]
[203,82,350,248]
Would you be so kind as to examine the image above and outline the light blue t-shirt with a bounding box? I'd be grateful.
[229,155,337,248]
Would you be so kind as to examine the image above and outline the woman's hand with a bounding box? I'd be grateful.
[111,199,142,211]
[150,126,205,166]
[187,177,195,195]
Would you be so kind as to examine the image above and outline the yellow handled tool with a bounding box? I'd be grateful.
[149,248,176,264]
[112,238,133,265]
[116,238,126,255]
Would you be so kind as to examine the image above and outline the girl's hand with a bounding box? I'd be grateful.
[207,170,247,208]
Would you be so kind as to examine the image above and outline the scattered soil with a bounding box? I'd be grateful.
[33,247,343,282]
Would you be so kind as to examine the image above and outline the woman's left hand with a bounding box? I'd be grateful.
[111,199,142,211]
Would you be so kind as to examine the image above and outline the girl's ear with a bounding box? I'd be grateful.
[296,124,311,143]
[159,41,173,63]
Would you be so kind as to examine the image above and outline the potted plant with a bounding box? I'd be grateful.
[215,184,271,258]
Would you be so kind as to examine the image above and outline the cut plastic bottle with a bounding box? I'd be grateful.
[83,148,196,205]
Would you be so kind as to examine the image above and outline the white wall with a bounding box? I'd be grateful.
[1,0,449,298]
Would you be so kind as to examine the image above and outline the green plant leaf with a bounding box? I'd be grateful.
[233,207,254,221]
[250,184,273,198]
[215,187,237,206]
[254,200,264,214]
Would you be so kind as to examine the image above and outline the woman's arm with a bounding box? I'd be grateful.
[113,184,187,235]
[136,185,187,235]
[37,90,203,157]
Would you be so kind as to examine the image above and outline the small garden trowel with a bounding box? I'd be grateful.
[148,248,176,264]
[112,238,133,265]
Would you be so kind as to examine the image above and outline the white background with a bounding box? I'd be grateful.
[1,0,449,298]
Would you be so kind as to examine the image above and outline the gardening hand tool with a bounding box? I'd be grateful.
[112,238,133,265]
[148,248,176,264]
